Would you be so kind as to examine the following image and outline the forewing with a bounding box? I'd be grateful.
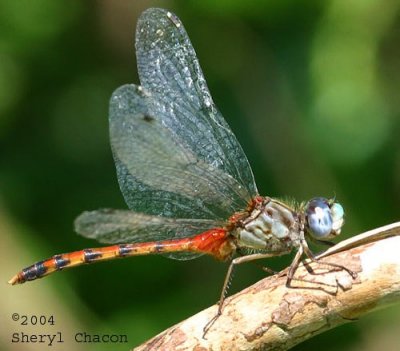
[74,209,222,260]
[134,8,258,201]
[110,84,252,220]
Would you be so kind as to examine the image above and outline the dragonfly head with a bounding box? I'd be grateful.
[305,197,344,240]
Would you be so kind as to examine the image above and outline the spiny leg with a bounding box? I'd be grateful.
[286,245,304,287]
[286,239,357,289]
[237,248,278,275]
[301,239,357,279]
[203,251,289,338]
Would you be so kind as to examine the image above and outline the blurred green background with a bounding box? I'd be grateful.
[1,0,399,350]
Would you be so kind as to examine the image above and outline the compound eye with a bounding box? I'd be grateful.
[330,202,344,232]
[306,198,333,238]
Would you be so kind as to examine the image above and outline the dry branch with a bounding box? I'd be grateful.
[134,222,400,351]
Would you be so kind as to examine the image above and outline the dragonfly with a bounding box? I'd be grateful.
[9,7,356,332]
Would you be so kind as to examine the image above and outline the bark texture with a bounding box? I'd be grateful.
[134,222,400,351]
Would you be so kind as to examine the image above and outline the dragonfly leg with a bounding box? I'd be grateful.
[286,245,304,286]
[286,244,348,291]
[296,239,357,280]
[237,248,278,275]
[203,251,289,338]
[261,266,278,275]
[302,240,357,278]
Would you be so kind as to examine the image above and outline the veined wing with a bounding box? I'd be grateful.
[111,8,257,220]
[136,8,257,199]
[110,84,251,220]
[75,209,223,260]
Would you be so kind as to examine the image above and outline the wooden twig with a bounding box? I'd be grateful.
[134,222,400,351]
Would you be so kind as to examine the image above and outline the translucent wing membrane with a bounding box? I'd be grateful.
[77,8,259,249]
[75,209,222,260]
[137,9,257,197]
[110,8,257,220]
[110,85,252,219]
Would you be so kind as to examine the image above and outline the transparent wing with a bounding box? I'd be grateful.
[75,209,223,260]
[136,8,257,198]
[111,8,258,220]
[110,84,252,220]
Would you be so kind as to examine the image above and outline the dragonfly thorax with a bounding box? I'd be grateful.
[232,198,301,252]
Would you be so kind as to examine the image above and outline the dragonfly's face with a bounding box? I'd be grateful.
[305,198,344,240]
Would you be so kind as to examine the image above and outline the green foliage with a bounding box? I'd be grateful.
[1,1,399,350]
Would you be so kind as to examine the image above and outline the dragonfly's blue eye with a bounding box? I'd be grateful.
[330,202,345,233]
[306,198,334,238]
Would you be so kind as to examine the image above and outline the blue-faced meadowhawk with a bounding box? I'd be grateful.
[9,8,356,333]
